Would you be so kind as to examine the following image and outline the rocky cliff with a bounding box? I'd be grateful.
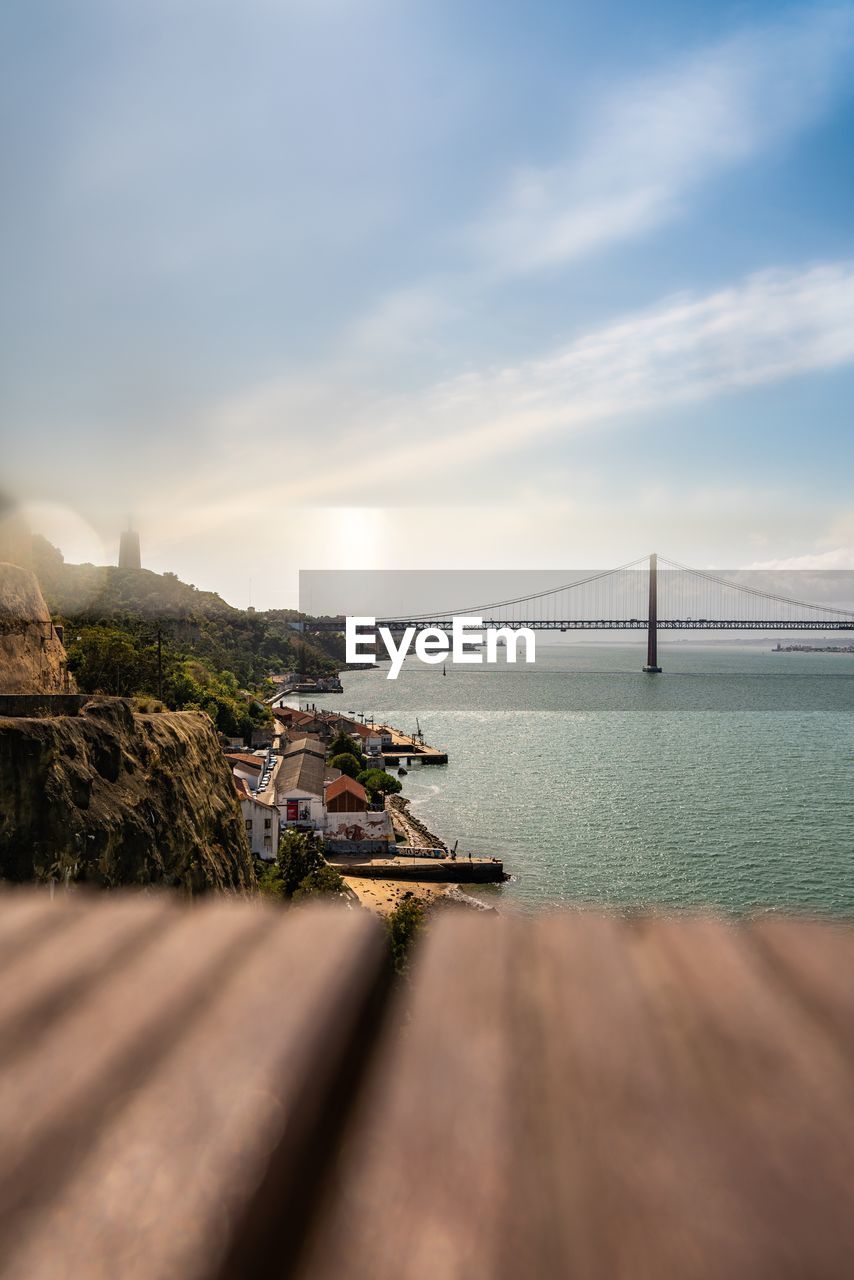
[0,561,69,693]
[0,699,256,893]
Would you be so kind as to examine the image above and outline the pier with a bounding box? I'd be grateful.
[274,707,448,765]
[378,723,448,765]
[326,852,507,883]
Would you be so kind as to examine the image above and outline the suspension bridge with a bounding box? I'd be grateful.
[309,553,854,672]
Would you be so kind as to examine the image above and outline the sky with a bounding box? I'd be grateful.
[2,0,854,607]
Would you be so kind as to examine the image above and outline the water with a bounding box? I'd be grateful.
[334,639,854,915]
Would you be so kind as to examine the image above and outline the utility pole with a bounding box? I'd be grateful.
[157,627,163,701]
[643,552,662,673]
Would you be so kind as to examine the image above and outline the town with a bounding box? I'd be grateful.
[223,694,505,907]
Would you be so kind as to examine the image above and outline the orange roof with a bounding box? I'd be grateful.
[324,775,368,805]
[225,753,264,772]
[334,719,371,739]
[290,709,317,723]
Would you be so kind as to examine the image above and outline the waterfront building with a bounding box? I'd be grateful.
[272,707,331,738]
[325,775,369,814]
[324,775,393,847]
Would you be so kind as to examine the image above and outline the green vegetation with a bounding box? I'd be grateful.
[327,731,365,767]
[357,768,403,801]
[328,751,364,779]
[326,735,400,801]
[66,625,146,697]
[385,893,427,976]
[258,828,346,900]
[31,536,346,740]
[293,863,348,900]
[66,625,272,738]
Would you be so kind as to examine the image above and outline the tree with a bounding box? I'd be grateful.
[357,768,403,801]
[164,666,204,708]
[66,626,151,696]
[258,828,344,900]
[328,731,365,768]
[329,751,364,779]
[293,863,346,900]
[386,894,427,976]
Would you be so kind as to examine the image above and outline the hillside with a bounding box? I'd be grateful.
[30,536,346,697]
[33,535,239,621]
[0,562,70,694]
[0,698,254,892]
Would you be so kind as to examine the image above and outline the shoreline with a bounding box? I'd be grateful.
[342,876,451,914]
[386,793,448,852]
[341,789,449,916]
[342,796,498,916]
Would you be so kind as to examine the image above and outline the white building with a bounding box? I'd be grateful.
[239,793,278,860]
[225,752,265,793]
[277,750,339,829]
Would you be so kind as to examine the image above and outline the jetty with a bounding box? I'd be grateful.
[329,795,505,884]
[4,890,854,1277]
[327,851,506,883]
[379,725,448,766]
[272,705,448,765]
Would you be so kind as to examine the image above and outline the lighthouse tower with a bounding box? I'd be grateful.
[118,521,141,570]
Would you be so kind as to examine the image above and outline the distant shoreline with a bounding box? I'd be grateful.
[773,644,854,653]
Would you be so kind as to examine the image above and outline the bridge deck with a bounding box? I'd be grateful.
[2,891,854,1278]
[314,618,854,631]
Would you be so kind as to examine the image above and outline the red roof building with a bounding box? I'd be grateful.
[325,775,369,813]
[225,753,264,772]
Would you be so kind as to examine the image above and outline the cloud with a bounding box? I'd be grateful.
[280,259,854,500]
[473,6,854,273]
[344,287,460,360]
[748,511,854,569]
[24,256,854,554]
[748,548,854,568]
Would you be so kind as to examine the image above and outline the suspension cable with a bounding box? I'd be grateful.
[380,555,650,622]
[658,555,854,618]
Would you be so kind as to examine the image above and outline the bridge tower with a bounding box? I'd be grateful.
[643,552,662,673]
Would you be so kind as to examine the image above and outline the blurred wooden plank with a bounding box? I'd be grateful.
[0,894,386,1280]
[0,893,173,1066]
[750,915,854,1052]
[296,911,537,1280]
[619,913,854,1276]
[0,889,88,967]
[298,911,854,1280]
[4,894,854,1280]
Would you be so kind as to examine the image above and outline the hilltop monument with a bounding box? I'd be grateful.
[118,520,141,570]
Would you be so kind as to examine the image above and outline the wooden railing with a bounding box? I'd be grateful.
[2,890,854,1277]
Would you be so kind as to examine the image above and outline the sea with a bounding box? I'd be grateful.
[331,638,854,915]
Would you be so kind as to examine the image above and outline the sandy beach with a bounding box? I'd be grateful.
[343,876,449,915]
